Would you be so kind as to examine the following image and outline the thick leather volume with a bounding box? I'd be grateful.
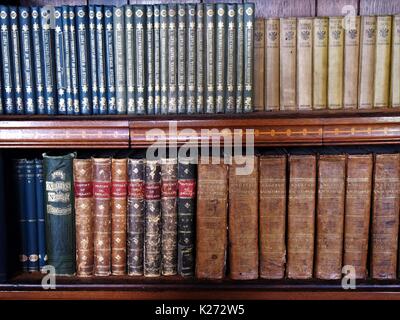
[127,159,145,276]
[287,155,316,279]
[161,158,178,276]
[111,159,127,275]
[259,155,286,279]
[196,162,228,280]
[315,155,346,280]
[73,159,94,277]
[92,158,112,276]
[144,160,162,277]
[343,155,373,279]
[371,154,400,279]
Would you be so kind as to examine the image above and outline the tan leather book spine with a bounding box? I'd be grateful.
[297,18,313,111]
[279,17,296,111]
[358,16,376,109]
[111,158,127,276]
[371,154,400,280]
[315,155,346,280]
[73,159,94,277]
[313,17,328,110]
[374,16,392,108]
[343,154,373,279]
[265,18,280,111]
[391,15,400,107]
[259,155,286,279]
[287,155,316,279]
[229,158,259,280]
[196,162,228,280]
[253,18,265,111]
[343,16,360,109]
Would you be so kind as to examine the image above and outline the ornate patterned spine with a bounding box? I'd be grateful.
[235,4,244,113]
[146,5,154,115]
[225,4,236,113]
[243,3,254,112]
[176,4,186,114]
[54,7,66,115]
[153,6,161,115]
[95,6,107,115]
[135,5,146,115]
[168,4,178,114]
[10,7,23,114]
[0,6,13,114]
[62,6,73,115]
[186,4,196,114]
[125,5,136,115]
[215,3,226,114]
[34,159,47,271]
[196,3,204,113]
[88,6,99,115]
[114,6,126,115]
[104,7,116,115]
[69,7,80,115]
[160,4,168,115]
[205,4,215,114]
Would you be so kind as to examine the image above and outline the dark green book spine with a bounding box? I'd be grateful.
[215,4,226,113]
[95,6,107,115]
[168,4,177,114]
[125,5,135,115]
[243,3,254,112]
[135,5,146,115]
[146,5,154,114]
[177,4,186,114]
[104,7,116,115]
[69,7,80,115]
[54,7,66,115]
[10,7,23,114]
[160,5,168,115]
[196,4,204,113]
[114,6,126,114]
[205,4,215,114]
[43,152,76,276]
[225,4,236,113]
[186,4,196,114]
[236,4,244,113]
[154,6,161,115]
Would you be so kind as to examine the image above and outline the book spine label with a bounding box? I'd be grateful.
[10,7,23,114]
[111,159,127,275]
[344,155,373,279]
[135,6,146,115]
[243,3,254,112]
[168,4,178,114]
[297,18,313,110]
[15,160,28,271]
[225,4,236,113]
[186,5,196,114]
[259,156,286,279]
[34,159,47,271]
[196,4,204,113]
[93,158,112,276]
[104,7,116,115]
[287,155,316,279]
[205,4,215,114]
[95,6,107,115]
[54,7,66,115]
[253,18,264,112]
[343,16,360,109]
[215,4,226,113]
[146,6,154,114]
[153,6,161,114]
[160,5,168,115]
[125,6,136,115]
[236,4,244,112]
[391,15,400,107]
[177,5,186,114]
[73,159,94,277]
[43,152,76,275]
[88,6,99,115]
[374,16,392,108]
[313,17,328,110]
[127,159,145,275]
[69,8,80,115]
[144,160,161,277]
[113,7,126,115]
[265,18,280,111]
[62,6,73,115]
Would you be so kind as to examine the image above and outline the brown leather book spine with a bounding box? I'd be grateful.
[196,162,228,280]
[343,154,373,279]
[111,159,127,276]
[92,158,112,277]
[315,155,346,280]
[287,155,316,279]
[229,158,259,280]
[371,154,400,279]
[73,159,94,277]
[259,155,286,279]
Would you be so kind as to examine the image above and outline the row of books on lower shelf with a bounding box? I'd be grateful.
[6,151,400,281]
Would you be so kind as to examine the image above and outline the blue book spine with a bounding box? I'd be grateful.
[104,6,116,115]
[88,6,99,115]
[0,154,6,282]
[34,159,47,271]
[146,5,154,115]
[186,4,196,114]
[31,7,45,115]
[69,7,80,115]
[135,5,146,115]
[167,4,177,114]
[177,4,186,114]
[76,6,91,115]
[10,7,23,114]
[125,5,136,115]
[160,4,168,115]
[153,5,160,115]
[40,6,56,115]
[0,6,11,114]
[62,6,73,115]
[19,7,36,115]
[114,6,126,115]
[95,6,107,115]
[54,7,66,115]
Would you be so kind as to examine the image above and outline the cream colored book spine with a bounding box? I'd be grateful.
[280,17,297,111]
[343,16,360,109]
[374,16,392,108]
[391,15,400,107]
[297,18,313,111]
[253,18,265,111]
[313,17,328,110]
[265,18,280,111]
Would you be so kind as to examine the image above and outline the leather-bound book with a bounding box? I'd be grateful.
[253,18,265,111]
[127,159,145,276]
[259,155,286,279]
[315,155,346,280]
[286,155,316,279]
[229,158,259,280]
[371,154,400,279]
[265,18,280,111]
[313,17,328,110]
[196,162,228,280]
[92,158,112,276]
[111,159,127,275]
[343,155,373,279]
[73,159,94,277]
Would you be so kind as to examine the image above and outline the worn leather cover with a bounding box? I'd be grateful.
[343,154,373,279]
[259,155,286,279]
[196,162,228,280]
[371,154,400,279]
[73,159,94,277]
[286,155,316,279]
[315,155,346,279]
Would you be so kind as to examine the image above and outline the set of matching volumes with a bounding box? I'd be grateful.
[0,2,254,115]
[253,15,400,111]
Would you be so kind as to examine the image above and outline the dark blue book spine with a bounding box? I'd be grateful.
[0,6,12,114]
[159,4,168,115]
[167,4,177,114]
[62,6,73,115]
[104,6,116,115]
[196,4,204,114]
[54,7,66,115]
[19,7,36,115]
[177,4,186,114]
[135,5,146,115]
[34,159,47,271]
[146,5,154,115]
[215,3,226,114]
[31,7,45,115]
[125,5,136,115]
[95,6,107,115]
[0,154,6,282]
[10,7,24,114]
[114,6,126,115]
[76,6,91,115]
[14,159,27,272]
[69,7,80,115]
[186,4,196,114]
[153,5,161,115]
[89,6,99,115]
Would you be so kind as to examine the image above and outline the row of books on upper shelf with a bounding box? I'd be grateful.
[253,15,400,111]
[0,3,254,116]
[7,150,400,280]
